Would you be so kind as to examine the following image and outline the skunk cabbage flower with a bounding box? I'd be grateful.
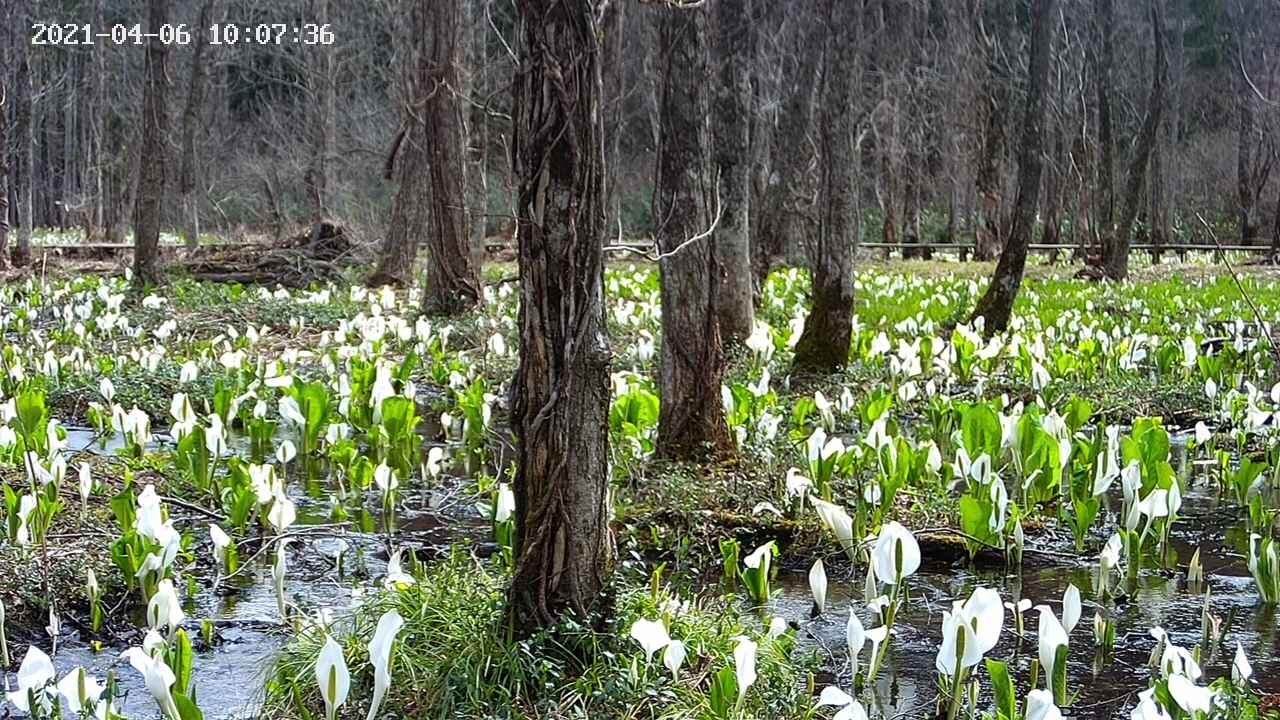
[733,637,757,708]
[1035,605,1069,690]
[936,587,1004,675]
[809,559,828,614]
[365,609,405,720]
[629,618,670,663]
[314,636,351,720]
[816,685,868,720]
[871,522,921,584]
[1026,689,1064,720]
[663,640,687,678]
[121,645,180,720]
[7,645,56,713]
[1233,642,1252,686]
[1062,584,1081,635]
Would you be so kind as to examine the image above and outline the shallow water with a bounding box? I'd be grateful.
[771,462,1280,718]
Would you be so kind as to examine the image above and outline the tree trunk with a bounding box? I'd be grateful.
[180,0,218,251]
[0,66,9,269]
[655,4,734,461]
[792,0,858,373]
[753,16,824,292]
[602,0,626,238]
[421,0,481,315]
[12,0,33,268]
[970,0,1057,333]
[974,0,1013,261]
[1103,0,1165,281]
[1094,0,1115,257]
[508,0,613,637]
[464,0,489,262]
[370,123,430,288]
[89,0,105,237]
[132,0,171,288]
[305,0,336,238]
[711,0,755,346]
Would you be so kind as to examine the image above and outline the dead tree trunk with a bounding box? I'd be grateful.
[970,0,1057,333]
[711,0,755,346]
[421,0,481,315]
[132,0,171,288]
[792,0,858,373]
[1103,0,1165,281]
[179,0,218,251]
[508,0,613,637]
[655,4,734,461]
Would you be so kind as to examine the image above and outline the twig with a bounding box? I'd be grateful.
[1194,212,1271,344]
[603,169,724,262]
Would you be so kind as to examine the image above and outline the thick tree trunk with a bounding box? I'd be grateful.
[463,0,489,262]
[370,123,430,288]
[508,0,613,637]
[421,0,481,315]
[13,0,33,268]
[655,4,734,461]
[179,0,218,251]
[711,0,755,346]
[1103,0,1165,281]
[132,0,171,288]
[792,0,858,373]
[970,0,1057,333]
[753,17,824,292]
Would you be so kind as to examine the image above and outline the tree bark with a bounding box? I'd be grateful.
[792,0,859,373]
[711,0,755,346]
[655,4,735,461]
[0,65,9,269]
[12,0,33,268]
[602,0,626,238]
[1094,0,1115,255]
[974,0,1013,261]
[132,0,171,288]
[370,122,430,287]
[180,0,218,251]
[1102,0,1165,281]
[508,0,613,637]
[754,14,824,292]
[421,0,481,315]
[970,0,1057,333]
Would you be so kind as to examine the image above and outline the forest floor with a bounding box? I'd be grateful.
[1,254,1279,719]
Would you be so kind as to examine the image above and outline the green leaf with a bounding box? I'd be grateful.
[174,692,205,720]
[985,658,1016,720]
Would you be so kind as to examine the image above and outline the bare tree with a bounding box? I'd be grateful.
[711,0,754,345]
[792,0,859,373]
[508,0,613,636]
[0,74,9,269]
[179,0,219,251]
[655,3,734,461]
[132,0,171,288]
[974,0,1014,261]
[1094,0,1115,254]
[971,0,1058,332]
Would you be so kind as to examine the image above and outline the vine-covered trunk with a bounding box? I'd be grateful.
[421,0,481,315]
[792,0,858,374]
[971,0,1057,333]
[655,4,734,461]
[507,0,614,637]
[132,0,170,288]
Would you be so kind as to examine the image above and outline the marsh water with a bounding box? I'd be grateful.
[33,428,1280,719]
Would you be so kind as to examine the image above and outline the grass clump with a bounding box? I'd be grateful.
[263,548,817,719]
